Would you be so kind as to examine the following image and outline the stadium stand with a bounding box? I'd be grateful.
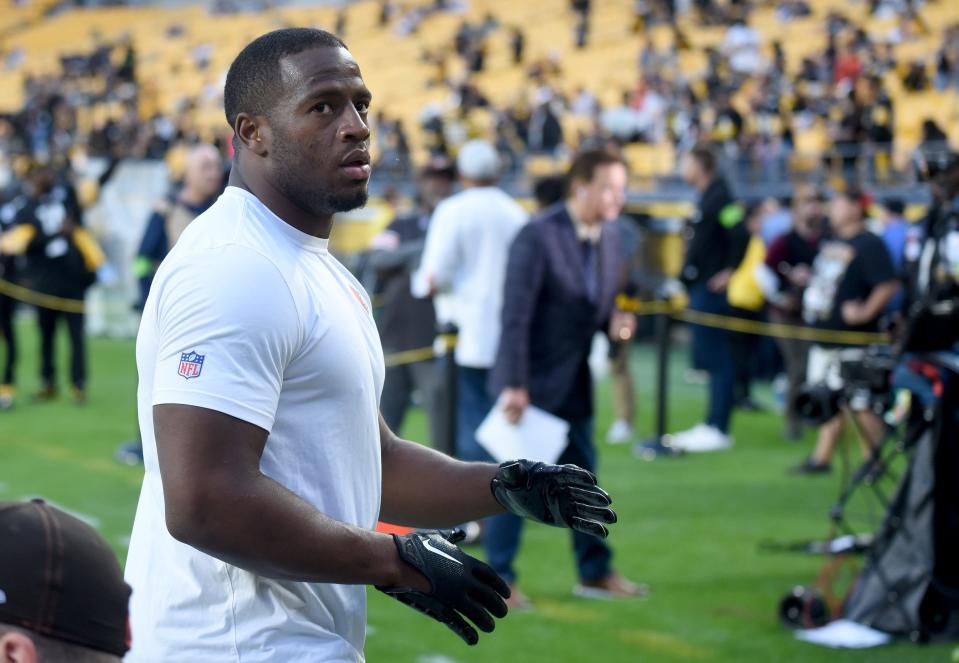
[0,0,957,193]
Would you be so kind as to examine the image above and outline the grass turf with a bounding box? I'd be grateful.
[0,320,953,662]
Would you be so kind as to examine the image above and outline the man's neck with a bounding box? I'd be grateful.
[229,160,334,239]
[566,199,599,227]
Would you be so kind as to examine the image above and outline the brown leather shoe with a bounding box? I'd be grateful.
[504,583,533,611]
[573,571,649,600]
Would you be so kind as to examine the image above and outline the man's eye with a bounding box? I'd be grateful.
[312,103,333,114]
[355,101,370,114]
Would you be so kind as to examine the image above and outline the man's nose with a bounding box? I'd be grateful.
[339,106,370,143]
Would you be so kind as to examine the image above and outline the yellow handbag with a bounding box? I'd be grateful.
[727,235,766,311]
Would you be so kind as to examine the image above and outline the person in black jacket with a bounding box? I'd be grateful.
[672,144,744,452]
[0,183,29,410]
[17,163,101,404]
[364,159,455,453]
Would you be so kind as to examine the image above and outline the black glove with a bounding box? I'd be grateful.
[375,529,510,646]
[490,460,617,538]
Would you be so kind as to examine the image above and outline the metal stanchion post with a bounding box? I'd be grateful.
[633,310,683,460]
[434,322,459,457]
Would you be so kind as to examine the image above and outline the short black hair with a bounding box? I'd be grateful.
[224,28,347,129]
[884,198,905,215]
[837,184,868,217]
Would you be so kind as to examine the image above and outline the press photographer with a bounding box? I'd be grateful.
[790,187,899,475]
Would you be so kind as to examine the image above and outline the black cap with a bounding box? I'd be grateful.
[0,499,131,656]
[884,198,905,215]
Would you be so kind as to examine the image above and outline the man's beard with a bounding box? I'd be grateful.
[271,133,368,218]
[286,184,368,218]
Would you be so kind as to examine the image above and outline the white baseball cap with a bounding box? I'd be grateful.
[456,140,500,181]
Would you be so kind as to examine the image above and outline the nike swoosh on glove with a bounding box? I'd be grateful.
[376,529,510,645]
[490,460,617,538]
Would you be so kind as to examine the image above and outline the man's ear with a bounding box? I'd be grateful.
[233,113,270,157]
[0,632,38,663]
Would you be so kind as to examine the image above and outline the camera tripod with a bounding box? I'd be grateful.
[772,391,934,630]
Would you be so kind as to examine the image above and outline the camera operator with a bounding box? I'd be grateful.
[903,150,959,348]
[791,187,899,475]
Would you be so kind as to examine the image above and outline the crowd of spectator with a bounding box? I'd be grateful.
[0,0,955,195]
[369,0,959,185]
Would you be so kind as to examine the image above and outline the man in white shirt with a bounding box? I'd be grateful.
[125,28,617,663]
[412,139,526,463]
[411,140,527,603]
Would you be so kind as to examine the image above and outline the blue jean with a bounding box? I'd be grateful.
[484,417,613,584]
[454,367,526,582]
[689,284,735,434]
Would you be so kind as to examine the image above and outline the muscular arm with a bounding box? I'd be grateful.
[379,414,504,528]
[155,404,426,589]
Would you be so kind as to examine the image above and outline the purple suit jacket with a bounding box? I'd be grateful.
[488,203,623,419]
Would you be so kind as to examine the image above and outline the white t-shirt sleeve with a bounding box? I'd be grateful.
[150,245,301,432]
[413,200,460,295]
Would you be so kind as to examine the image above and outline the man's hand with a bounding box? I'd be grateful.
[841,300,869,326]
[707,268,733,293]
[491,460,617,538]
[500,387,529,424]
[609,309,637,342]
[376,530,510,646]
[787,264,811,288]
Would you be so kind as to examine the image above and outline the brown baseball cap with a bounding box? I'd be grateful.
[0,499,131,656]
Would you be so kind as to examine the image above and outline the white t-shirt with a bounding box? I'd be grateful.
[125,187,385,663]
[412,187,527,369]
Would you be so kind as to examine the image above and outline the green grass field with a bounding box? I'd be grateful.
[1,320,954,662]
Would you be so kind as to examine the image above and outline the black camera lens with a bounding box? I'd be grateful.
[794,385,842,425]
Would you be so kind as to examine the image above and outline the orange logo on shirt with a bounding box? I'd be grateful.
[349,285,370,316]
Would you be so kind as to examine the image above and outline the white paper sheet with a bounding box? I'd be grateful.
[476,405,570,465]
[795,619,892,649]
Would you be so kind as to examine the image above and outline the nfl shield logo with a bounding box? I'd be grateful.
[178,351,204,379]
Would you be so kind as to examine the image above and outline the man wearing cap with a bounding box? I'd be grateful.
[0,499,131,663]
[413,139,527,467]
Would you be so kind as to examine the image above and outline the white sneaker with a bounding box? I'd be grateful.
[670,424,733,453]
[673,423,711,438]
[606,419,634,444]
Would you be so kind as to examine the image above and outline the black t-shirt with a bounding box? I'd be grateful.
[802,231,895,335]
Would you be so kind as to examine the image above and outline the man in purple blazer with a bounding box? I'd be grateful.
[488,148,644,605]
